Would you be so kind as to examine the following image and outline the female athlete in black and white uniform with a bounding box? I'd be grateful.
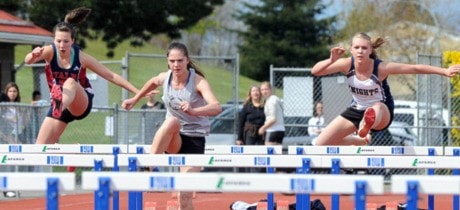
[311,32,459,146]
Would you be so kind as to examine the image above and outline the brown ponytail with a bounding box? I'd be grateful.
[54,7,91,39]
[65,7,91,26]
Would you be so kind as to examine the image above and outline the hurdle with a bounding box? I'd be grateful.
[116,153,460,210]
[82,171,384,210]
[0,144,129,154]
[392,175,460,210]
[0,153,116,167]
[128,144,284,154]
[126,145,283,209]
[0,172,75,210]
[4,145,460,210]
[290,145,446,210]
[116,154,460,169]
[0,144,129,210]
[288,145,444,156]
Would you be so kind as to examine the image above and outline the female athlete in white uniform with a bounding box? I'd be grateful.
[311,32,460,146]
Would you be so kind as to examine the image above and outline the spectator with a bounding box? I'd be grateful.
[140,92,165,144]
[141,94,165,110]
[258,81,285,146]
[1,82,27,144]
[236,85,265,173]
[0,82,27,198]
[31,90,48,106]
[236,85,265,146]
[308,101,325,137]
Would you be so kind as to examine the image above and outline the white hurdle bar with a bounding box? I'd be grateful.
[0,153,115,168]
[0,144,285,155]
[289,146,444,156]
[115,154,460,169]
[392,175,460,210]
[2,144,456,157]
[82,172,384,210]
[0,172,75,210]
[0,144,129,154]
[444,147,460,156]
[128,144,284,154]
[2,145,458,156]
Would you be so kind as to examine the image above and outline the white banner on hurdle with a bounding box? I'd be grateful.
[0,172,75,191]
[288,146,444,156]
[117,154,460,169]
[320,155,460,169]
[117,154,323,168]
[0,144,128,154]
[127,145,283,154]
[391,175,460,194]
[82,172,384,194]
[0,153,115,167]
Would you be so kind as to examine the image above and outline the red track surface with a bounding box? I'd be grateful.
[0,191,454,210]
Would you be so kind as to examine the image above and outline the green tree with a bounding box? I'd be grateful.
[235,0,335,80]
[25,0,224,57]
[0,0,28,19]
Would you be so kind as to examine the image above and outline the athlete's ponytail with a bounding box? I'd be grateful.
[54,7,91,40]
[64,7,91,26]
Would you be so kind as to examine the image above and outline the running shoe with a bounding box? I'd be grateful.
[358,107,375,138]
[51,84,63,118]
[3,191,16,198]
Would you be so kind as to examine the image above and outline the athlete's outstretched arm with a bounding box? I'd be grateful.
[80,51,139,95]
[381,62,460,78]
[122,72,166,110]
[312,47,350,76]
[25,45,53,64]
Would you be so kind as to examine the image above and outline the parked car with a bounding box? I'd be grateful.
[393,100,448,146]
[393,100,448,132]
[206,105,314,148]
[371,121,416,146]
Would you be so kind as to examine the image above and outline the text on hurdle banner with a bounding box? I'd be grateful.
[0,144,128,154]
[82,172,384,194]
[0,153,115,167]
[288,146,444,156]
[116,154,460,169]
